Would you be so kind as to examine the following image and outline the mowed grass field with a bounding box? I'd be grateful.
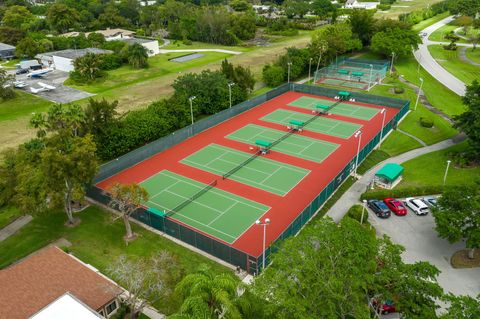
[375,0,444,19]
[428,45,480,85]
[465,48,480,64]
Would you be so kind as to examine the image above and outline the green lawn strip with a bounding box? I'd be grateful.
[162,40,251,52]
[356,150,390,175]
[318,176,356,216]
[0,206,24,229]
[67,52,232,94]
[375,0,447,19]
[394,54,465,116]
[465,48,480,64]
[251,86,273,97]
[0,91,53,122]
[379,130,423,156]
[0,206,234,315]
[369,81,457,145]
[412,12,451,32]
[428,24,470,44]
[428,45,480,84]
[398,141,479,188]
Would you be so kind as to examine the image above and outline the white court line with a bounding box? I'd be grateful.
[207,201,238,226]
[260,166,282,183]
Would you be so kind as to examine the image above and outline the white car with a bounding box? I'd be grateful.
[405,197,429,215]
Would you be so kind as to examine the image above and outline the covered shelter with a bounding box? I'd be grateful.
[374,163,404,189]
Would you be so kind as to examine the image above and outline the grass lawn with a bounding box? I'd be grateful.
[412,12,451,32]
[67,51,233,94]
[379,130,423,156]
[395,54,465,116]
[428,45,480,85]
[399,141,480,188]
[369,81,457,145]
[0,206,233,315]
[465,47,480,64]
[0,206,23,229]
[0,91,53,122]
[375,0,445,19]
[163,40,251,52]
[429,22,479,44]
[357,150,390,175]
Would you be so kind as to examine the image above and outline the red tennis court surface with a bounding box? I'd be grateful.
[97,91,399,258]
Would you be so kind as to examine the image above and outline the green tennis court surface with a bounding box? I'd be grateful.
[288,96,379,120]
[260,109,362,139]
[226,124,338,163]
[140,170,269,243]
[181,144,310,196]
[319,78,368,90]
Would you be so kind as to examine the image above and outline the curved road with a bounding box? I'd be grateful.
[414,15,467,96]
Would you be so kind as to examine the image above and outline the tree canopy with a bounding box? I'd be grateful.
[454,80,480,156]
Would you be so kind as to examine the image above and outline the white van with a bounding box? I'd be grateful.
[405,197,429,215]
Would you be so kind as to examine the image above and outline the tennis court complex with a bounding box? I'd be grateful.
[226,124,338,163]
[140,170,269,243]
[318,78,369,90]
[288,96,379,120]
[181,144,310,196]
[260,109,362,139]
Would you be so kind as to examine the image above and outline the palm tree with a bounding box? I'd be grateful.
[127,43,149,69]
[171,266,243,319]
[108,182,148,241]
[73,53,103,81]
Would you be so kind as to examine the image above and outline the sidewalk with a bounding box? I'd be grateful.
[0,215,32,242]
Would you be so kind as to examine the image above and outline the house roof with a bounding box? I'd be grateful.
[0,42,15,51]
[36,48,112,60]
[30,293,103,319]
[375,163,404,182]
[0,246,122,319]
[61,29,135,39]
[121,37,157,45]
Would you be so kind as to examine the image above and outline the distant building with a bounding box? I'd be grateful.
[0,42,15,60]
[35,48,112,72]
[0,246,122,319]
[61,28,136,42]
[344,0,380,9]
[121,37,160,56]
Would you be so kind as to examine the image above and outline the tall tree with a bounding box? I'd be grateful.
[370,27,420,58]
[1,5,35,30]
[311,0,335,19]
[46,3,80,33]
[83,98,119,136]
[171,265,242,319]
[0,68,15,100]
[440,294,480,319]
[454,80,480,155]
[108,253,179,319]
[73,53,104,81]
[349,9,376,46]
[432,182,480,259]
[126,43,149,69]
[108,182,149,240]
[99,4,130,28]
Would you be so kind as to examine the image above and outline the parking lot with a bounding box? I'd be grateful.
[14,70,94,103]
[366,197,480,298]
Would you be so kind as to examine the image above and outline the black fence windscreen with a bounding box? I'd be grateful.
[89,83,410,274]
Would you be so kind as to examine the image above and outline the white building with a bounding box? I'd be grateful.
[344,0,380,10]
[121,38,160,56]
[35,48,112,72]
[61,29,136,42]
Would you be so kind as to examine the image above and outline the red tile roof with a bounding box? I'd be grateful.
[0,246,122,319]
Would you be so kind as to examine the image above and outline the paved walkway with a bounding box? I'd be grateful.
[0,215,32,242]
[459,47,480,67]
[414,15,467,96]
[326,135,464,222]
[397,128,427,146]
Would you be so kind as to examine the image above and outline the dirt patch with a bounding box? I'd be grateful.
[451,249,480,268]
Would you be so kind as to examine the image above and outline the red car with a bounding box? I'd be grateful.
[383,198,407,216]
[372,299,397,315]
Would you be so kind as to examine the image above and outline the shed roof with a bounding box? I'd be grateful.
[375,163,404,182]
[0,42,15,51]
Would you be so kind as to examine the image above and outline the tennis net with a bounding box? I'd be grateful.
[166,180,217,216]
[222,151,260,180]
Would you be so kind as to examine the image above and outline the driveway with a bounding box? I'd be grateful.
[15,70,94,103]
[414,16,466,96]
[366,203,480,297]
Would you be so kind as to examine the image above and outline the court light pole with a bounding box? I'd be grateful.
[287,62,292,83]
[361,199,367,224]
[228,82,235,108]
[308,58,313,83]
[414,77,424,111]
[354,130,362,178]
[390,52,395,74]
[368,64,373,91]
[443,160,451,186]
[188,96,196,125]
[378,108,386,149]
[255,218,270,272]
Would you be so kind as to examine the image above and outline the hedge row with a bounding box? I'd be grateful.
[360,185,447,200]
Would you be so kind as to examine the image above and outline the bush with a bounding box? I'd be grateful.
[262,65,285,87]
[100,54,123,70]
[393,86,404,94]
[443,42,457,50]
[377,4,391,10]
[420,117,434,128]
[346,204,368,223]
[360,185,445,200]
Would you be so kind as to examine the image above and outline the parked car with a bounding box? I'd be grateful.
[15,68,28,75]
[405,197,429,215]
[423,197,438,207]
[367,200,391,218]
[383,198,407,216]
[372,299,397,314]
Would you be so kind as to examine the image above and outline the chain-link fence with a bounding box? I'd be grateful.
[89,83,409,274]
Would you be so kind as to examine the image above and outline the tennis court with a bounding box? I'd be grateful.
[226,124,339,163]
[288,96,379,120]
[140,170,269,243]
[260,109,362,139]
[318,78,369,90]
[181,144,310,196]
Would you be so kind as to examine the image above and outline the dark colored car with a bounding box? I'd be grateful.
[15,68,28,75]
[384,197,407,216]
[367,200,391,218]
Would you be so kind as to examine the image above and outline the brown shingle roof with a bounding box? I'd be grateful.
[0,246,122,319]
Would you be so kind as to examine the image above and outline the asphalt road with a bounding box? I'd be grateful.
[414,16,467,96]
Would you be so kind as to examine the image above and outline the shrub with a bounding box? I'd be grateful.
[346,204,368,223]
[100,54,123,70]
[377,4,391,10]
[360,185,445,200]
[262,65,285,87]
[420,117,434,128]
[393,86,404,94]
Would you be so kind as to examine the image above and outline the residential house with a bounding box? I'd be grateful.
[0,42,15,60]
[35,48,112,72]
